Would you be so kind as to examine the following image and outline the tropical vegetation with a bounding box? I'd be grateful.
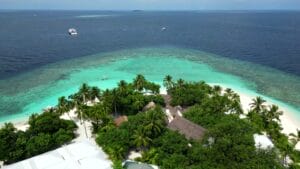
[0,111,77,164]
[1,74,300,169]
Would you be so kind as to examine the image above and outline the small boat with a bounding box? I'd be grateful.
[68,28,78,36]
[161,27,167,31]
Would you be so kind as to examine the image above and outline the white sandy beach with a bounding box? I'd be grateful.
[0,118,30,132]
[210,84,300,135]
[238,91,300,135]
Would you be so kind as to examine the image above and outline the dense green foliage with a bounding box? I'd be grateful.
[96,107,166,161]
[168,79,243,114]
[67,75,165,134]
[171,78,298,168]
[112,160,124,169]
[67,75,163,120]
[92,75,299,168]
[2,74,300,169]
[0,112,77,164]
[246,97,300,167]
[164,78,284,168]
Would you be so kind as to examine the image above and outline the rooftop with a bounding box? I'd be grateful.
[254,134,274,149]
[114,115,128,127]
[167,116,206,140]
[4,140,112,169]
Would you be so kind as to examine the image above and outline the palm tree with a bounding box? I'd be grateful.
[86,103,112,132]
[266,105,283,122]
[107,146,125,160]
[112,160,123,169]
[289,129,300,145]
[100,121,115,132]
[133,74,146,92]
[118,80,128,94]
[76,85,92,137]
[230,100,243,115]
[72,94,87,137]
[144,110,165,137]
[163,75,173,90]
[224,88,234,97]
[78,104,90,137]
[231,93,240,101]
[250,96,266,113]
[76,102,86,123]
[281,143,294,166]
[89,86,100,103]
[111,89,119,116]
[97,104,111,123]
[213,85,222,95]
[142,148,160,164]
[133,97,145,112]
[79,83,90,104]
[132,127,152,150]
[57,96,69,116]
[177,78,185,88]
[42,106,57,114]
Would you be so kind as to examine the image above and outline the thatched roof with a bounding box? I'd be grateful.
[168,116,206,140]
[114,116,128,127]
[143,101,156,111]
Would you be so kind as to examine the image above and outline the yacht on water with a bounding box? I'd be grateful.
[161,27,167,31]
[68,28,78,36]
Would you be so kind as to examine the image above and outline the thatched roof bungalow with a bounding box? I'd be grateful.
[114,116,128,127]
[168,116,206,140]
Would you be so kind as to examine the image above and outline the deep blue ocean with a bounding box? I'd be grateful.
[0,10,300,79]
[1,10,300,122]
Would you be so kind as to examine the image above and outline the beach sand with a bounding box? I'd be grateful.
[236,91,300,150]
[238,92,300,135]
[0,117,30,132]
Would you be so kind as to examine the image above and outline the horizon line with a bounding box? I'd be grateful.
[1,9,300,12]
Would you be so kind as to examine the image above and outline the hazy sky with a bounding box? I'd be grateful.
[1,0,300,10]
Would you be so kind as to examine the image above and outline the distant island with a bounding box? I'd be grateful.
[132,10,143,12]
[1,75,300,169]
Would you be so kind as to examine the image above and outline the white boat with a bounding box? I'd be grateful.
[68,28,78,36]
[161,27,167,31]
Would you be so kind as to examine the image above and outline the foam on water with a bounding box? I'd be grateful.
[0,47,300,123]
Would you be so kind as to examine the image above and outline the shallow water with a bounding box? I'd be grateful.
[0,47,300,123]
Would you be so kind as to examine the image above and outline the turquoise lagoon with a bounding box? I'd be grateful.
[1,47,300,123]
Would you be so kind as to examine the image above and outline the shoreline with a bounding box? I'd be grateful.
[208,83,300,135]
[238,90,300,135]
[0,116,30,131]
[1,84,299,136]
[160,84,300,137]
[1,48,300,135]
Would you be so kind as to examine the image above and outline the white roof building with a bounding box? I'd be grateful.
[254,134,274,149]
[4,140,112,169]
